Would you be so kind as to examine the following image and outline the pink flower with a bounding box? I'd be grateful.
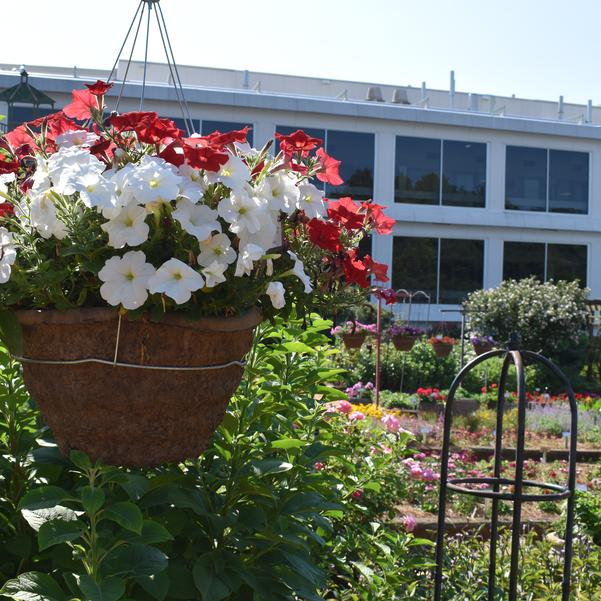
[410,466,423,480]
[402,515,417,532]
[415,452,426,460]
[351,489,363,499]
[314,462,325,471]
[381,413,401,433]
[425,484,434,491]
[380,444,393,454]
[349,411,366,421]
[421,468,438,482]
[337,400,353,414]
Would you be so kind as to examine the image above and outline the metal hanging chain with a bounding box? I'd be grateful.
[106,0,194,134]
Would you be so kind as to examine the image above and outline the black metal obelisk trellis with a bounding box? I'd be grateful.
[433,335,577,601]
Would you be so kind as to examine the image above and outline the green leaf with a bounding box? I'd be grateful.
[1,571,66,601]
[69,449,92,470]
[124,520,174,545]
[0,308,22,355]
[18,486,70,510]
[38,519,84,550]
[271,438,307,450]
[250,459,293,476]
[76,576,125,601]
[192,556,231,601]
[281,341,316,354]
[81,486,105,514]
[136,572,170,601]
[102,544,168,578]
[22,506,79,532]
[118,474,150,501]
[103,502,143,534]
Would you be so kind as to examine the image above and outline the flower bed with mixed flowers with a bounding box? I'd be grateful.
[0,81,394,321]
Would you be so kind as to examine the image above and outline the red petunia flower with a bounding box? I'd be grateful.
[315,147,343,186]
[183,143,229,172]
[363,255,389,282]
[4,125,35,152]
[159,140,186,167]
[362,201,395,235]
[204,127,250,147]
[0,203,14,218]
[85,80,113,96]
[275,129,323,157]
[342,249,370,288]
[136,117,182,145]
[63,88,98,120]
[327,197,365,230]
[307,219,342,252]
[109,111,159,133]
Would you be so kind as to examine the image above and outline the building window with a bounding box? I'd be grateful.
[395,136,486,208]
[439,239,484,303]
[275,127,374,199]
[505,146,589,214]
[392,236,484,303]
[394,136,440,205]
[503,241,587,285]
[201,120,254,146]
[169,117,200,135]
[9,106,55,130]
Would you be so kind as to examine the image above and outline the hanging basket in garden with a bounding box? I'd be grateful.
[15,308,261,467]
[391,334,417,351]
[471,335,497,356]
[429,336,456,359]
[387,325,425,352]
[342,332,367,349]
[0,82,395,466]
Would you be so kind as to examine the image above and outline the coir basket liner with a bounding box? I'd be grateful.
[15,307,262,467]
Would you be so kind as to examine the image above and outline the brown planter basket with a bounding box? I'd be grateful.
[473,342,494,356]
[392,334,418,352]
[342,332,367,349]
[431,342,454,359]
[15,307,262,467]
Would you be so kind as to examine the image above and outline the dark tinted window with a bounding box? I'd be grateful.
[202,120,254,146]
[442,141,486,208]
[326,130,374,200]
[547,244,587,285]
[505,146,547,212]
[503,241,545,281]
[439,239,484,303]
[548,150,588,214]
[169,117,199,135]
[394,136,440,205]
[357,233,372,259]
[392,237,437,301]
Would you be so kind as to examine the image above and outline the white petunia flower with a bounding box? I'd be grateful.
[217,189,265,235]
[0,173,15,196]
[197,233,237,267]
[47,146,105,196]
[0,227,16,283]
[234,243,264,277]
[55,129,99,148]
[258,172,300,214]
[172,198,221,241]
[206,153,250,192]
[266,281,286,309]
[98,251,156,310]
[31,155,51,192]
[130,156,182,205]
[297,183,326,219]
[202,260,228,288]
[101,202,149,248]
[76,172,118,210]
[237,208,279,251]
[29,189,67,240]
[288,250,313,293]
[147,258,204,305]
[178,164,207,203]
[104,164,137,217]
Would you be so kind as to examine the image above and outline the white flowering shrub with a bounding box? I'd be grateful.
[0,82,393,320]
[464,277,589,358]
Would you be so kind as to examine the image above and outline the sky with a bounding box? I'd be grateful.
[3,0,601,105]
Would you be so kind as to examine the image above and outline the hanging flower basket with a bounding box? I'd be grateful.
[342,332,367,349]
[387,325,425,352]
[429,336,456,359]
[471,335,497,356]
[0,82,395,466]
[15,307,262,466]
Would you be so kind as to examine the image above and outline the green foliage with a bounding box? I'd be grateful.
[575,491,601,546]
[464,277,589,361]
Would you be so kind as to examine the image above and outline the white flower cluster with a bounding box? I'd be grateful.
[12,142,327,311]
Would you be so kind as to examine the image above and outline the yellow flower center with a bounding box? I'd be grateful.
[86,184,95,193]
[173,272,182,280]
[125,271,135,281]
[149,179,160,189]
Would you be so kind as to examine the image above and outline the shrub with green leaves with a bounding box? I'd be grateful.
[464,277,589,360]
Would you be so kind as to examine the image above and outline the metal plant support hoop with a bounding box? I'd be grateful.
[433,334,577,601]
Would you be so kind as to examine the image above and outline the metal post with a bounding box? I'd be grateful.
[375,292,382,407]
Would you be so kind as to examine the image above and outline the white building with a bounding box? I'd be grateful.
[1,62,598,323]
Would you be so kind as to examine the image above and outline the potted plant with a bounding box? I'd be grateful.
[428,335,457,359]
[387,324,425,351]
[0,81,394,465]
[331,321,376,349]
[471,334,497,355]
